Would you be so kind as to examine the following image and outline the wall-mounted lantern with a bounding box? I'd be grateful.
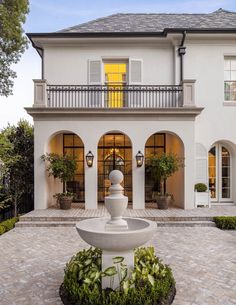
[86,151,94,167]
[136,151,144,167]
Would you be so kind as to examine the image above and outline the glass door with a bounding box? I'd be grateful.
[208,144,232,202]
[104,63,127,107]
[98,133,132,202]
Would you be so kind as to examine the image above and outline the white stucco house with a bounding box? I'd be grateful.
[26,8,236,210]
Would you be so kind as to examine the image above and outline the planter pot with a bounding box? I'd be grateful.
[194,191,211,208]
[154,195,172,209]
[59,196,73,210]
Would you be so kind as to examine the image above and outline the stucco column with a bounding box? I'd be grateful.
[181,79,196,107]
[184,135,195,209]
[84,145,97,209]
[34,130,48,210]
[33,79,47,107]
[132,145,145,209]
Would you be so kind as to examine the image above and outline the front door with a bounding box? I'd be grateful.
[98,133,132,202]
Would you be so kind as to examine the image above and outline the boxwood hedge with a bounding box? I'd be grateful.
[0,217,19,235]
[214,216,236,230]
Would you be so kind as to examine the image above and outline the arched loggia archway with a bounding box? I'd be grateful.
[145,131,184,208]
[46,131,85,205]
[97,131,132,203]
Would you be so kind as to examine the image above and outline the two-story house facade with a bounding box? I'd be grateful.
[26,9,236,210]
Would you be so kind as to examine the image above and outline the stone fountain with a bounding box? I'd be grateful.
[76,170,156,289]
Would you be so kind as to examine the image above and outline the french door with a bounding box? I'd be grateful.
[104,62,127,108]
[208,144,232,202]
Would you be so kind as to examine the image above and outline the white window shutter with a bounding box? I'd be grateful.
[129,59,142,85]
[88,60,102,85]
[195,143,208,185]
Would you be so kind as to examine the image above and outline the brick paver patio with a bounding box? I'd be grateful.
[0,226,236,305]
[20,204,236,221]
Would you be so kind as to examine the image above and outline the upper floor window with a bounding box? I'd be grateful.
[224,57,236,101]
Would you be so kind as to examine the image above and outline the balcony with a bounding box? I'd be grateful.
[33,80,196,109]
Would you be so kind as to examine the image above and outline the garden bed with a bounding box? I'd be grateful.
[214,216,236,230]
[60,247,176,305]
[0,217,19,235]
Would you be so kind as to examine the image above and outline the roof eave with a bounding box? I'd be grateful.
[26,28,236,40]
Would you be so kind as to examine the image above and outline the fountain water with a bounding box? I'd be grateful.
[76,170,156,289]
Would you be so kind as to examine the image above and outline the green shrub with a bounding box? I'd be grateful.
[214,216,236,230]
[0,225,6,235]
[0,217,19,235]
[194,183,207,192]
[61,247,175,305]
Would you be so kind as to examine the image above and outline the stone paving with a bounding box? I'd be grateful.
[0,226,236,305]
[20,204,236,221]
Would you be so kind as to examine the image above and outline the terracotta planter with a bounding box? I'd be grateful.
[59,196,73,210]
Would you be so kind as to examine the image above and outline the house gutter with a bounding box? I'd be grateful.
[178,31,186,82]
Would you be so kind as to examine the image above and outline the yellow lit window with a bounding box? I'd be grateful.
[104,63,127,107]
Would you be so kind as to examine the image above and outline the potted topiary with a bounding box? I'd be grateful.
[41,153,77,209]
[194,183,211,208]
[146,153,183,209]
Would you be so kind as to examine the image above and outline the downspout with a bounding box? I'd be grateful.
[178,31,186,82]
[29,37,44,79]
[34,45,44,80]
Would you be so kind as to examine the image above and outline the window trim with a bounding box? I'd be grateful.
[224,56,236,103]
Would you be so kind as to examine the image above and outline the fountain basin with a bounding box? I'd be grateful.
[76,217,156,251]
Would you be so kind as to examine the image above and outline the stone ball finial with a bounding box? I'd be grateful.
[109,170,123,185]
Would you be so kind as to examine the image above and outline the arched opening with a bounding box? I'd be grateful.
[47,132,85,205]
[145,132,184,208]
[208,142,233,202]
[97,132,132,203]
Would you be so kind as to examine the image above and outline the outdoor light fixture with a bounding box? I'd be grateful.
[86,151,94,167]
[136,151,144,167]
[178,46,186,56]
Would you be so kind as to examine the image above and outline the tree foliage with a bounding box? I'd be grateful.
[0,120,34,216]
[0,0,29,97]
[41,153,77,193]
[146,153,184,195]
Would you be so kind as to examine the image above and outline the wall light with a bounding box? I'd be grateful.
[86,151,94,167]
[136,151,144,167]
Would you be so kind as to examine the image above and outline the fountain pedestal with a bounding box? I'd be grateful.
[76,170,156,290]
[105,170,128,231]
[102,250,134,289]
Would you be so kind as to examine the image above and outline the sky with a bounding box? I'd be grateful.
[1,0,236,129]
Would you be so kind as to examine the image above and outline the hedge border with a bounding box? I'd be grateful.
[0,217,19,235]
[59,283,176,305]
[213,216,236,230]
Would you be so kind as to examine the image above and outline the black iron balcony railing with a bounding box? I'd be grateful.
[46,85,183,108]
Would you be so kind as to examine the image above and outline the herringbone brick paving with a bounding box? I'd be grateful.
[0,226,236,305]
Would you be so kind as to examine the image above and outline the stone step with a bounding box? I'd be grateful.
[15,221,76,228]
[19,216,214,222]
[156,221,215,227]
[16,220,215,228]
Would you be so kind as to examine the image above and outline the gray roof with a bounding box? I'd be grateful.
[58,9,236,33]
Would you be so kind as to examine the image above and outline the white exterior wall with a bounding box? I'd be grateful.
[31,36,236,209]
[34,118,195,210]
[184,39,236,203]
[185,40,236,147]
[43,43,174,85]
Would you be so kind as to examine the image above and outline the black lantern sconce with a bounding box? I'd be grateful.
[136,151,144,167]
[86,151,94,167]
